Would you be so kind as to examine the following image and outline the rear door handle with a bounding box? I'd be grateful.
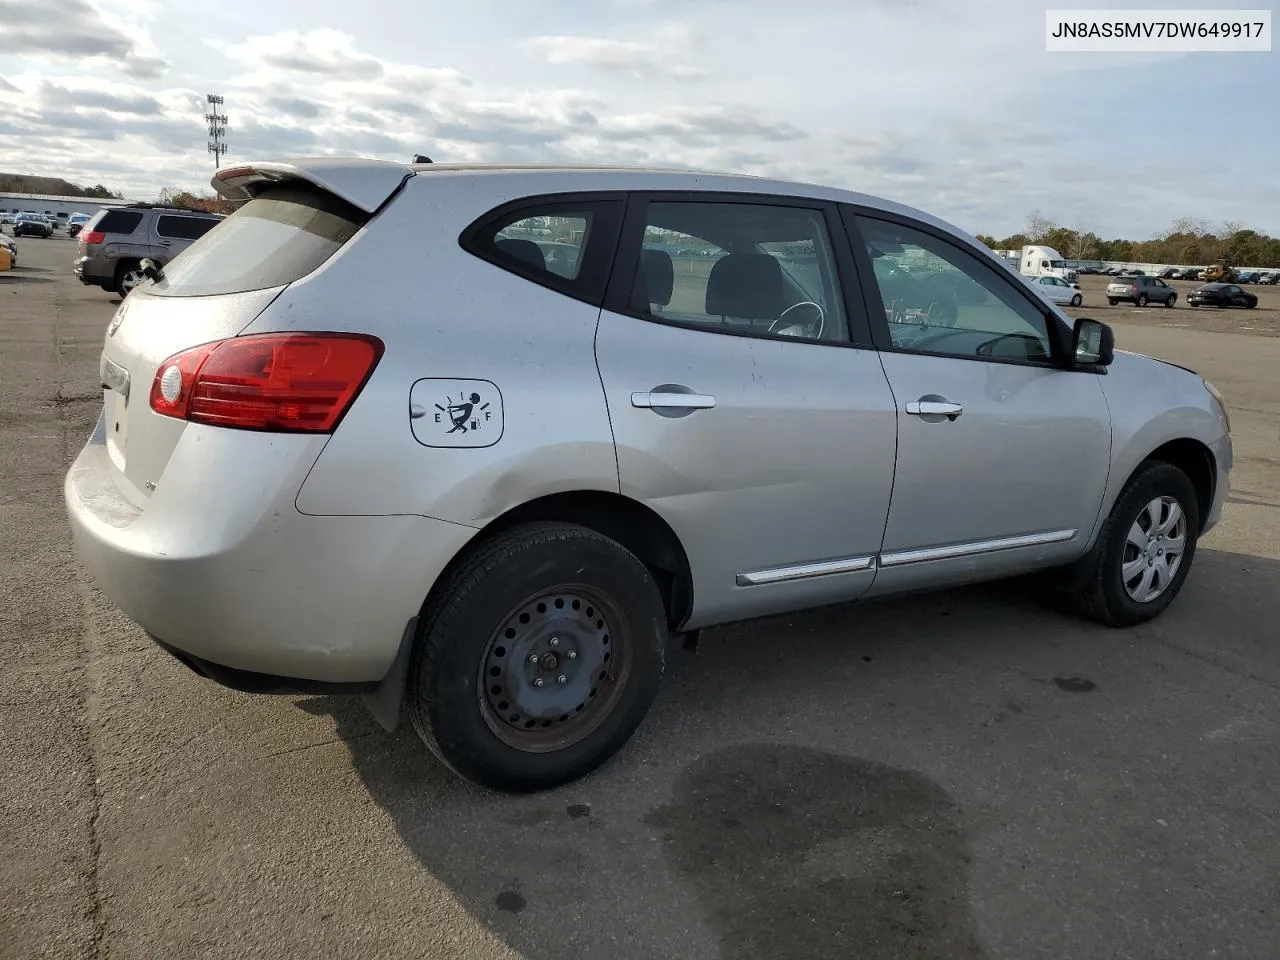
[906,399,963,418]
[632,391,716,410]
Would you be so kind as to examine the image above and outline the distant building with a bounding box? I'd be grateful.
[0,191,137,222]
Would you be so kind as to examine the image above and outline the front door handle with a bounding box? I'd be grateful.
[906,399,963,419]
[632,391,716,410]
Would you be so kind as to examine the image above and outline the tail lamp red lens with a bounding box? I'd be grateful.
[149,333,384,433]
[79,230,105,245]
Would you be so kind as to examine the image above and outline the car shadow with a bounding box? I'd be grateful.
[308,547,1276,960]
[0,274,55,284]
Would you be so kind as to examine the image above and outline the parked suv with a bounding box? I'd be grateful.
[74,204,223,296]
[66,159,1233,792]
[1107,274,1177,307]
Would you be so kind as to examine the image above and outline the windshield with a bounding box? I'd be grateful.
[1048,259,1067,268]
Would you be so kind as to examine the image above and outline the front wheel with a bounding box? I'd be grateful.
[407,522,667,792]
[1070,294,1083,307]
[1066,461,1200,627]
[1165,294,1177,308]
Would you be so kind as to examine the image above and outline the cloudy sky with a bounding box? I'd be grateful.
[0,0,1274,237]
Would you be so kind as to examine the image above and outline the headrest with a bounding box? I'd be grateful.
[495,237,546,272]
[705,253,783,319]
[633,248,674,308]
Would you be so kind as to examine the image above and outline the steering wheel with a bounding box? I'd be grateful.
[768,301,825,339]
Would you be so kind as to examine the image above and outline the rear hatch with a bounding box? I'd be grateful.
[96,162,409,508]
[77,208,146,265]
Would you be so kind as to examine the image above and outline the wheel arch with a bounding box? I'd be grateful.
[1135,438,1216,532]
[419,490,694,632]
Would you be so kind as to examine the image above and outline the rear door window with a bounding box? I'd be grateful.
[147,183,367,298]
[156,215,220,241]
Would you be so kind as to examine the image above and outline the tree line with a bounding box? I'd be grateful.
[974,212,1280,267]
[0,173,122,199]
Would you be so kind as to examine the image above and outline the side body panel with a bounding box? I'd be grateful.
[1088,351,1231,543]
[595,311,899,628]
[281,175,621,525]
[867,353,1113,596]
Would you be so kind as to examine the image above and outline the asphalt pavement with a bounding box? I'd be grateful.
[2,235,1278,960]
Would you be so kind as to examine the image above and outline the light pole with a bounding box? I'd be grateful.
[205,94,228,170]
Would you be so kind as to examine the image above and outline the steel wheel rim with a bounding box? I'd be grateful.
[1122,495,1187,603]
[478,585,632,753]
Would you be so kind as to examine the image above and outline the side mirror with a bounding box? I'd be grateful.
[138,258,163,282]
[1073,317,1114,367]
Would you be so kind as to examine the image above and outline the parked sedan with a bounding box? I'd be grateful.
[65,158,1234,791]
[1188,283,1258,308]
[1107,275,1177,307]
[1259,272,1278,285]
[1029,274,1083,306]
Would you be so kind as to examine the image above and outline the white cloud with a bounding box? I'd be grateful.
[0,1,1274,237]
[525,23,707,80]
[0,0,168,78]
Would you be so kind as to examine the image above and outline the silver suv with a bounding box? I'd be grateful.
[74,203,223,296]
[65,159,1233,792]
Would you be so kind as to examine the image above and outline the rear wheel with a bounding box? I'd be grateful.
[1066,461,1200,627]
[1136,294,1148,307]
[113,261,146,297]
[407,521,667,792]
[1108,298,1118,306]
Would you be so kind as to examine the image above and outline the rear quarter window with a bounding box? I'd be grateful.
[460,195,624,306]
[146,184,367,298]
[95,210,143,235]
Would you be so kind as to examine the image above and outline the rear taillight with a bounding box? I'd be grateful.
[80,230,105,245]
[149,333,384,433]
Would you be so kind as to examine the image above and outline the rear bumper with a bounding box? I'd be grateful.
[64,412,478,684]
[73,256,111,286]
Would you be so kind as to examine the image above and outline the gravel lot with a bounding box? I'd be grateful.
[1064,273,1280,337]
[3,235,1279,960]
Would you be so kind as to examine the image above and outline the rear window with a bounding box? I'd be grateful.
[156,214,220,241]
[96,210,143,235]
[147,184,367,298]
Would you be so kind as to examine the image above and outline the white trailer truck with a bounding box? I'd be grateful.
[1018,245,1078,283]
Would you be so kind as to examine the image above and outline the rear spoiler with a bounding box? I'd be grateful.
[211,158,413,214]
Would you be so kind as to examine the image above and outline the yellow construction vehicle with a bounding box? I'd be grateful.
[1204,258,1237,283]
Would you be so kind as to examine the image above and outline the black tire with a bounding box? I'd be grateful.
[1165,294,1176,308]
[1108,298,1118,306]
[1067,461,1200,627]
[113,260,143,297]
[1071,294,1082,307]
[407,521,666,792]
[1136,294,1148,307]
